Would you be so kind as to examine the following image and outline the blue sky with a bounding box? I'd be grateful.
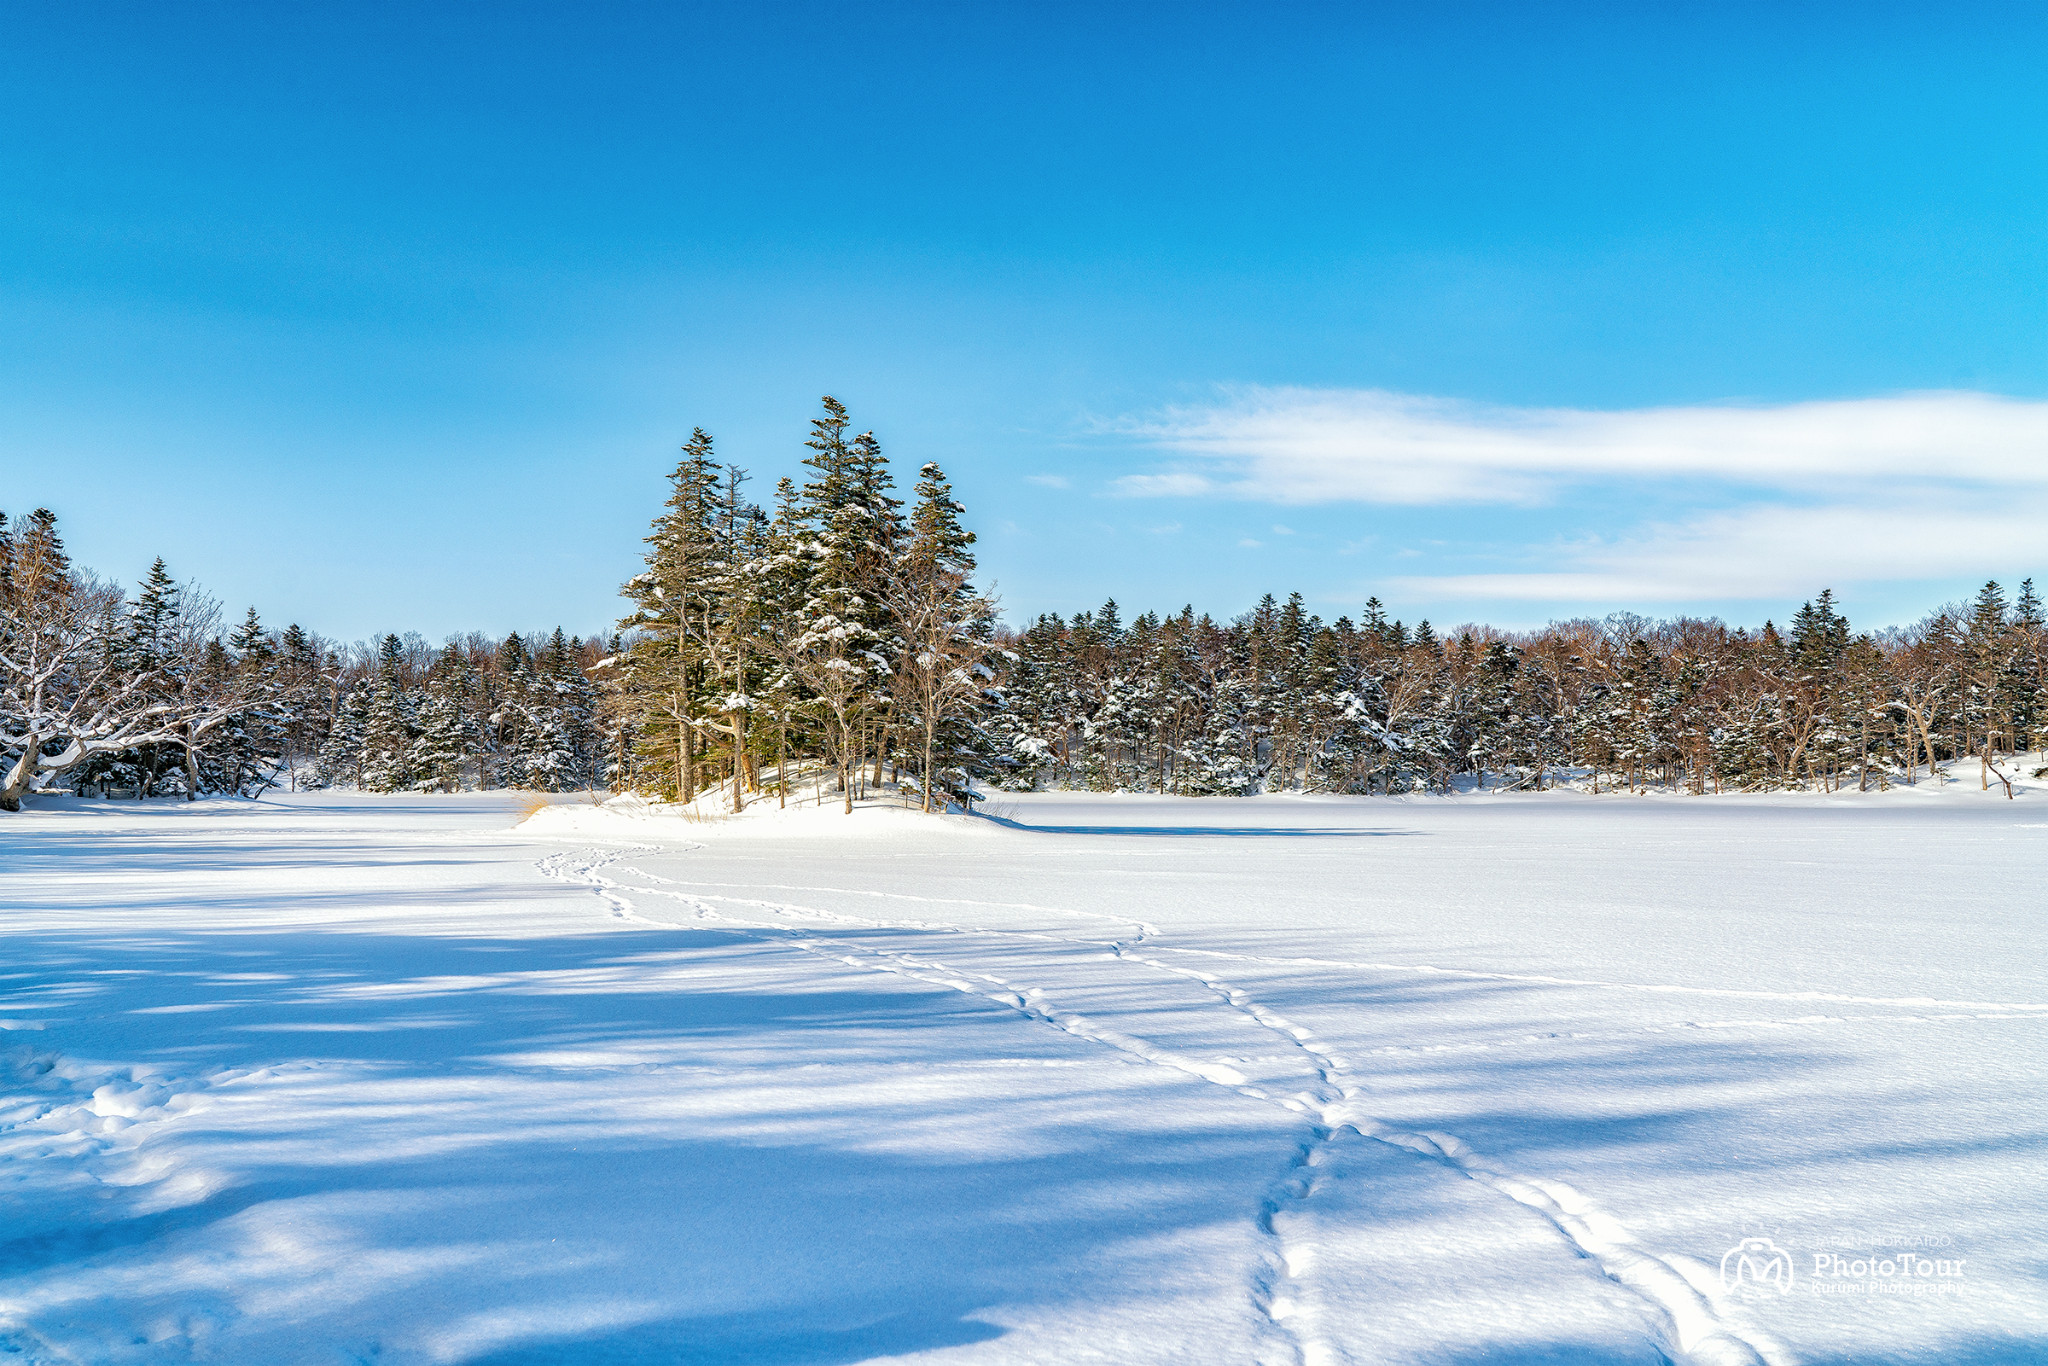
[4,2,2044,642]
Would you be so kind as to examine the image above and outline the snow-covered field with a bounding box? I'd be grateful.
[2,784,2044,1365]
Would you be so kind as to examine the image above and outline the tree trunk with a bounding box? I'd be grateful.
[0,739,40,812]
[682,722,696,804]
[728,711,746,814]
[922,716,936,813]
[840,717,855,815]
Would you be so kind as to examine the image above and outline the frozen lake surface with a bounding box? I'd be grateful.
[2,787,2043,1364]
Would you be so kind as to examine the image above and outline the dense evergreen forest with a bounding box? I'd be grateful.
[6,396,2046,813]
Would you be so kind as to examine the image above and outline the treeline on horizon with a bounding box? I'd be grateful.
[6,396,2047,812]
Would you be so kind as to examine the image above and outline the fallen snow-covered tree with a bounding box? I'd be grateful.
[0,512,245,811]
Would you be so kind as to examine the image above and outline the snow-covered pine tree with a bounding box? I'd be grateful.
[314,683,367,788]
[782,398,903,812]
[488,632,533,788]
[10,509,70,614]
[273,624,328,789]
[410,690,466,792]
[592,631,637,793]
[212,606,283,796]
[980,613,1066,790]
[888,461,995,811]
[752,478,812,807]
[841,424,906,794]
[123,559,186,797]
[616,429,724,801]
[2013,579,2046,756]
[410,644,479,792]
[89,559,231,800]
[1782,590,1852,789]
[516,628,599,792]
[695,470,766,812]
[1962,581,2015,785]
[1294,620,1348,792]
[359,634,418,792]
[1175,670,1257,796]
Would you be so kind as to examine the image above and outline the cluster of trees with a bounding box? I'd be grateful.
[0,506,607,809]
[987,584,2048,797]
[9,395,2047,813]
[313,629,604,794]
[0,509,242,811]
[604,397,993,813]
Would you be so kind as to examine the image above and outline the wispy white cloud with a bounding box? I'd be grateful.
[1116,471,1210,497]
[1398,497,2048,603]
[1111,387,2048,506]
[1107,386,2048,604]
[1238,538,1263,548]
[1025,473,1071,489]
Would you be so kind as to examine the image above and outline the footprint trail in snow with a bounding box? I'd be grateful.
[540,843,1796,1366]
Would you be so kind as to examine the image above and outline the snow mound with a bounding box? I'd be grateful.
[518,791,1001,842]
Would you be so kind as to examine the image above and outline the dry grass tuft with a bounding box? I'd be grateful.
[515,792,555,819]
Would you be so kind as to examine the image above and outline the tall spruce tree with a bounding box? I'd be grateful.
[359,634,417,792]
[889,461,994,810]
[410,645,479,792]
[785,398,902,811]
[618,429,724,800]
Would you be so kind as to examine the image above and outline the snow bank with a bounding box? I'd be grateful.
[517,789,1002,843]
